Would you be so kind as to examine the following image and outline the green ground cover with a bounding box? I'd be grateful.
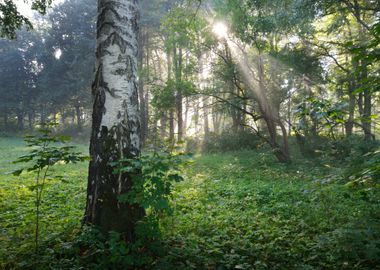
[0,137,88,268]
[0,137,379,269]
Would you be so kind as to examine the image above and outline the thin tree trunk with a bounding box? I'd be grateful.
[194,99,199,130]
[61,109,67,125]
[345,56,358,136]
[144,89,149,140]
[345,84,356,136]
[40,105,46,125]
[169,108,175,143]
[357,10,373,140]
[3,109,8,128]
[77,106,82,129]
[174,47,184,141]
[138,29,147,145]
[143,31,150,143]
[17,105,24,131]
[212,101,221,134]
[287,96,292,136]
[160,112,167,138]
[363,87,372,140]
[28,109,34,130]
[184,97,188,138]
[203,97,209,136]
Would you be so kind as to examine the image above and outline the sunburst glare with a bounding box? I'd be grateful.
[213,22,228,39]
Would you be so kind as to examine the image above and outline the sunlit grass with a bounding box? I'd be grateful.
[0,137,88,268]
[0,137,379,269]
[159,151,380,269]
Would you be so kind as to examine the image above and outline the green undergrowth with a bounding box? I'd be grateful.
[0,137,88,269]
[0,137,379,269]
[158,151,380,269]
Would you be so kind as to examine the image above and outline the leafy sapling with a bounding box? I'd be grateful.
[112,148,190,215]
[102,149,190,266]
[12,123,88,256]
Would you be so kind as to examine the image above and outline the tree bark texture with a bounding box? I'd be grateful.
[137,29,147,145]
[174,46,183,141]
[84,0,144,239]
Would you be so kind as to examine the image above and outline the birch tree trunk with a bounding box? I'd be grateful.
[84,0,144,239]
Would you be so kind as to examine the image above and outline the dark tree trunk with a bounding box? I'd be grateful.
[203,97,209,136]
[257,55,290,163]
[184,97,188,138]
[169,108,175,143]
[84,0,144,239]
[194,99,199,129]
[17,109,24,131]
[174,47,184,141]
[60,109,66,125]
[345,83,356,136]
[357,64,373,140]
[363,87,372,140]
[74,104,82,130]
[177,92,183,141]
[40,105,46,125]
[3,109,8,128]
[356,13,373,141]
[212,103,221,134]
[345,58,358,137]
[28,109,35,130]
[287,96,292,136]
[144,89,149,140]
[160,112,167,138]
[52,110,57,124]
[137,29,148,146]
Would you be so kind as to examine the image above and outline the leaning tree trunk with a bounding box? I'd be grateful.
[84,0,144,240]
[257,55,290,163]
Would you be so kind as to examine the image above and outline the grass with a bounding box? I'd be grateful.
[0,137,88,269]
[159,151,380,269]
[0,137,379,269]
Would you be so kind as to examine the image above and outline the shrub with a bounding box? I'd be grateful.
[57,124,91,143]
[202,129,261,153]
[11,123,88,267]
[185,137,202,153]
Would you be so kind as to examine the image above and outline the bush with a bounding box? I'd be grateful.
[309,136,380,187]
[57,124,91,143]
[185,137,202,153]
[202,129,261,153]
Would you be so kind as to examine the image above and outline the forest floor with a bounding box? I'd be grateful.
[0,137,379,269]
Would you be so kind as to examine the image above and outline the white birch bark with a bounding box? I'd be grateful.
[85,0,143,236]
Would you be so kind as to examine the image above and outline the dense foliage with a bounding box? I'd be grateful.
[1,138,380,269]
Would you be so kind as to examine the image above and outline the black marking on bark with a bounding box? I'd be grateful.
[97,22,133,40]
[100,31,134,54]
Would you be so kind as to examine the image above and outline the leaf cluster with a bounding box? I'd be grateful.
[12,125,88,176]
[294,97,347,134]
[112,149,191,215]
